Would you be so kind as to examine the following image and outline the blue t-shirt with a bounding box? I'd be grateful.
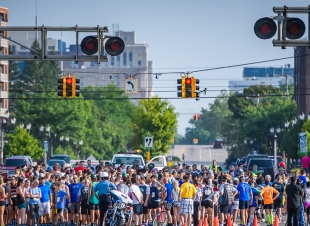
[250,187,260,207]
[38,184,51,203]
[29,187,41,204]
[56,189,67,209]
[237,182,252,201]
[68,183,82,203]
[93,180,116,195]
[164,183,173,204]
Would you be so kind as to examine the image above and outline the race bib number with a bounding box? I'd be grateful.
[57,197,60,202]
[152,192,155,198]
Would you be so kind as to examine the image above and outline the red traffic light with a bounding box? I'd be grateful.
[254,17,277,39]
[105,37,125,56]
[81,36,98,55]
[66,78,72,85]
[185,78,191,85]
[286,18,305,40]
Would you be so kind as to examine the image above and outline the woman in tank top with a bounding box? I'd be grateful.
[172,180,180,226]
[16,178,26,225]
[24,179,31,225]
[8,176,18,224]
[0,177,7,226]
[89,175,100,226]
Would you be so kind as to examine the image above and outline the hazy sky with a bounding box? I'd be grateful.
[0,0,307,135]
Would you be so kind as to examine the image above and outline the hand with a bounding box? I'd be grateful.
[144,203,147,207]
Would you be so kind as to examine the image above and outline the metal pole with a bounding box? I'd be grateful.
[274,135,278,177]
[44,152,47,165]
[147,147,150,162]
[1,127,3,164]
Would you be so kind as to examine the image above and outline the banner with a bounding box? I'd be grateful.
[299,133,308,154]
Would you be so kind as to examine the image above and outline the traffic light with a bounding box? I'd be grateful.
[185,77,192,98]
[81,36,125,56]
[193,138,198,145]
[57,78,66,97]
[254,17,277,39]
[193,114,200,121]
[177,78,185,98]
[72,77,80,97]
[65,76,73,97]
[191,77,200,98]
[286,18,306,40]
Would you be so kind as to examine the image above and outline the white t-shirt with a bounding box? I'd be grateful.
[129,184,143,205]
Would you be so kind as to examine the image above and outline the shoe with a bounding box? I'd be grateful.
[261,219,265,223]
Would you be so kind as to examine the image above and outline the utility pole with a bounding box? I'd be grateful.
[285,74,289,97]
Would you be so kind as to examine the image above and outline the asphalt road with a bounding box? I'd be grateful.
[168,145,228,168]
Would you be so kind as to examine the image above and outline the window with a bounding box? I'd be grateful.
[80,75,84,79]
[117,55,120,67]
[138,61,141,66]
[95,83,98,87]
[101,82,104,86]
[20,46,27,50]
[87,75,90,80]
[101,75,104,80]
[81,82,84,87]
[48,46,54,50]
[5,159,26,167]
[95,75,98,79]
[111,56,115,66]
[129,52,133,67]
[123,52,127,66]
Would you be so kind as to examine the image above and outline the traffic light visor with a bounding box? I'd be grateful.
[81,36,98,55]
[254,17,277,39]
[105,37,125,56]
[286,18,305,40]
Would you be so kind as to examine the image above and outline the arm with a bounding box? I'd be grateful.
[88,182,92,202]
[273,190,280,201]
[30,188,40,198]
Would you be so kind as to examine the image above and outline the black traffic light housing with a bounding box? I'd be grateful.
[75,78,80,96]
[254,17,277,40]
[105,37,125,56]
[286,18,306,40]
[57,78,64,97]
[81,36,98,55]
[177,79,182,97]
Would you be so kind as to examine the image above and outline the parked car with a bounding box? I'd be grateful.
[47,159,70,168]
[247,158,274,178]
[50,154,71,163]
[268,156,284,164]
[0,156,33,181]
[229,162,237,168]
[213,140,223,149]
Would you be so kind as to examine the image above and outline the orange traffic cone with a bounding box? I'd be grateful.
[214,216,219,226]
[198,220,202,226]
[183,221,186,226]
[204,218,208,226]
[227,215,232,226]
[274,214,279,226]
[253,215,258,226]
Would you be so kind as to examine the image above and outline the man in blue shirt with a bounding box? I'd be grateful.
[94,172,116,226]
[38,176,52,224]
[68,175,83,225]
[237,176,253,226]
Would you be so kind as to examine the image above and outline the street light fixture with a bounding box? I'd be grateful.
[244,140,247,144]
[11,117,16,125]
[284,121,289,130]
[276,127,281,133]
[270,127,274,133]
[270,126,281,176]
[292,117,297,126]
[300,112,305,121]
[26,123,31,131]
[19,123,24,129]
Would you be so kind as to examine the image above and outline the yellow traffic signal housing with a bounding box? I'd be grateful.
[62,76,67,97]
[193,138,198,144]
[191,77,200,98]
[177,78,186,98]
[72,76,76,97]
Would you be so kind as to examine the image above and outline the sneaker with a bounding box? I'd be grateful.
[261,219,265,223]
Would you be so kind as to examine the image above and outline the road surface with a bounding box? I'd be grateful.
[168,145,228,167]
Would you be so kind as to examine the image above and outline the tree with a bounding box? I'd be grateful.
[4,128,43,159]
[131,97,178,157]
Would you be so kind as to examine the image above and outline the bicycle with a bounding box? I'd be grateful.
[152,201,170,226]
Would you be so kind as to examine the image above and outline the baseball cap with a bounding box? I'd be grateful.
[39,173,45,178]
[91,174,97,180]
[279,167,285,171]
[100,172,108,178]
[174,163,179,166]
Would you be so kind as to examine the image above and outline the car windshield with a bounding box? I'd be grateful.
[48,160,65,166]
[247,155,268,163]
[51,156,67,160]
[5,159,26,167]
[249,160,272,167]
[112,157,143,165]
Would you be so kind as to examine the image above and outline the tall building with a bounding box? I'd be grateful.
[0,7,9,112]
[294,46,310,115]
[229,66,294,93]
[63,30,153,104]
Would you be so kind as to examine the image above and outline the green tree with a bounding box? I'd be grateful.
[4,128,43,159]
[131,97,178,157]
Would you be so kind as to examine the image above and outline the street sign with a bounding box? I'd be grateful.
[124,79,138,94]
[144,137,153,148]
[299,133,308,154]
[44,141,48,152]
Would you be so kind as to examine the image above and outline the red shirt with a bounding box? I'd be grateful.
[74,166,86,173]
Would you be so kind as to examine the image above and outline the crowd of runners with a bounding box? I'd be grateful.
[0,158,307,226]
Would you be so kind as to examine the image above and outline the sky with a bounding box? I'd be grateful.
[0,0,308,135]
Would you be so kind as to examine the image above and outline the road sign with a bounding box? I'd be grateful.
[125,79,138,94]
[299,133,308,154]
[144,137,153,148]
[44,141,48,152]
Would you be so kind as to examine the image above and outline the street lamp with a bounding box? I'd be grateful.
[300,112,305,121]
[26,123,31,131]
[65,136,69,154]
[284,121,289,131]
[270,126,281,175]
[292,117,297,127]
[19,123,24,129]
[79,140,83,158]
[0,111,9,164]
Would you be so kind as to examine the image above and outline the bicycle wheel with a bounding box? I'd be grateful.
[153,211,169,226]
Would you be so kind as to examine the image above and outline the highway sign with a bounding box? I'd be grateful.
[125,79,138,94]
[44,141,48,152]
[144,137,153,148]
